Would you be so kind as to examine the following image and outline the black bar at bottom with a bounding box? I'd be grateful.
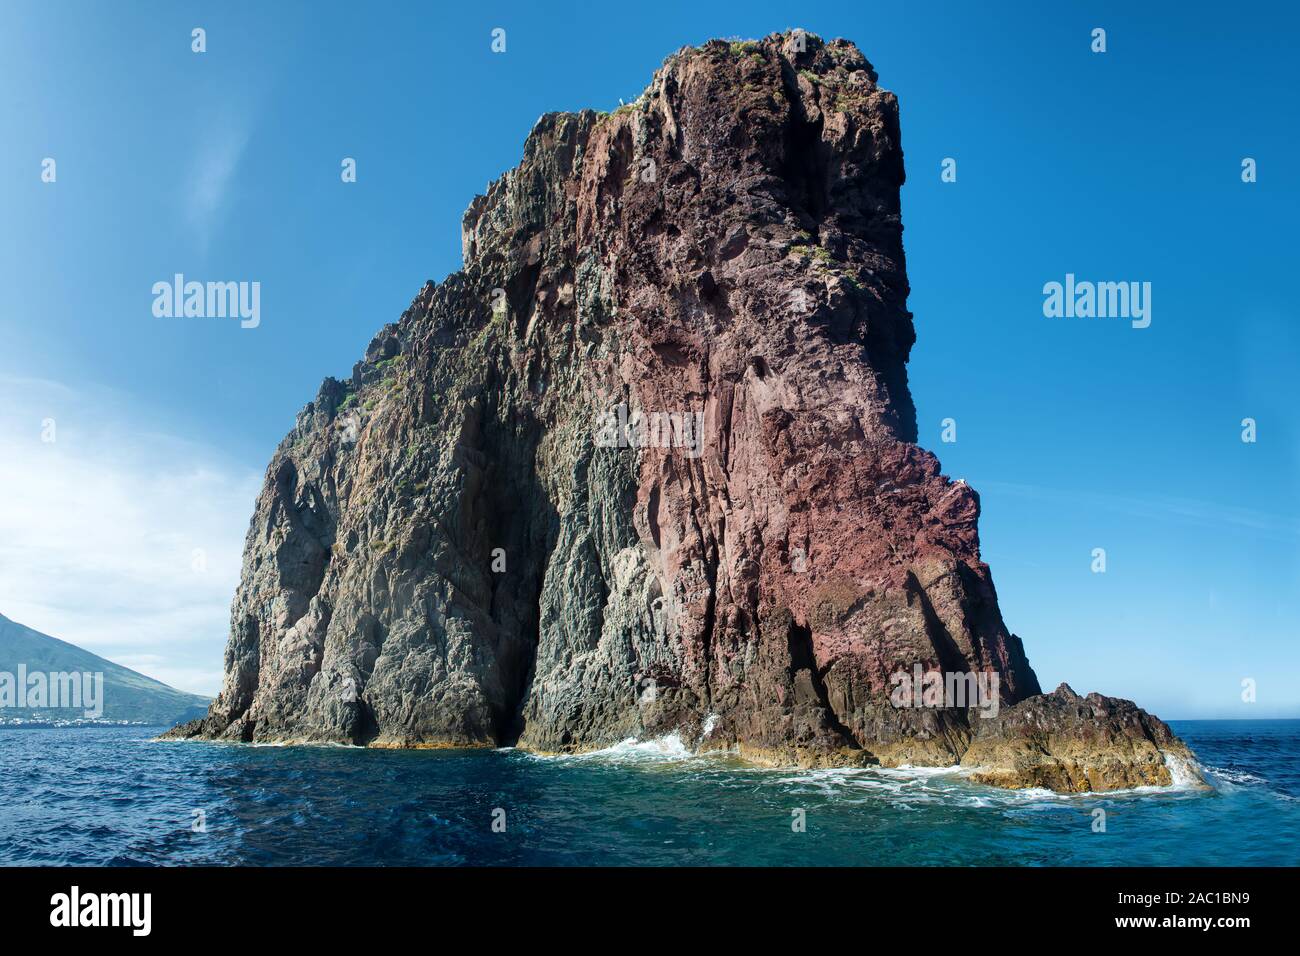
[0,866,1281,940]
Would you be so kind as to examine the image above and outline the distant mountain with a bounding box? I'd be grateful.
[0,612,209,724]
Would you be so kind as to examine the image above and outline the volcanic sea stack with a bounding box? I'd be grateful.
[167,33,1200,793]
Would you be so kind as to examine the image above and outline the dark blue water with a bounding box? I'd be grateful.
[1,720,1296,866]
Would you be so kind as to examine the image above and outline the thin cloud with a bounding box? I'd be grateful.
[978,479,1300,541]
[185,112,253,250]
[0,376,259,695]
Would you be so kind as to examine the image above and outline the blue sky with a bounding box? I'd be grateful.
[0,1,1295,717]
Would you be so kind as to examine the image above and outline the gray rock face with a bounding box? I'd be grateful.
[165,33,1201,793]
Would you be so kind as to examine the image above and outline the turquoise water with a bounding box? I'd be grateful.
[0,720,1295,866]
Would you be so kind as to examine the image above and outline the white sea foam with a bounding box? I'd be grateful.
[876,764,964,778]
[751,763,1010,810]
[1163,750,1205,789]
[1204,765,1266,786]
[534,731,696,763]
[518,730,1218,808]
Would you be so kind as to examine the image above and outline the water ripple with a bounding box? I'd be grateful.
[0,720,1297,866]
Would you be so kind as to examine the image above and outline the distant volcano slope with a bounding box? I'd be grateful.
[1,612,208,724]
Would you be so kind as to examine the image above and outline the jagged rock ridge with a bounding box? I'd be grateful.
[166,32,1200,793]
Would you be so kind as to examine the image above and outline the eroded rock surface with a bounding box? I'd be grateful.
[165,32,1201,793]
[963,684,1199,792]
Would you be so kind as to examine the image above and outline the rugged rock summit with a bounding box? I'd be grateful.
[166,32,1200,792]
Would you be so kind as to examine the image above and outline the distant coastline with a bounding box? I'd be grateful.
[0,718,166,730]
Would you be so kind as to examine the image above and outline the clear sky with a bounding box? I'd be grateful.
[1,1,1295,718]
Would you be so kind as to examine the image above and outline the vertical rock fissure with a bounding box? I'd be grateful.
[481,407,553,748]
[788,620,859,748]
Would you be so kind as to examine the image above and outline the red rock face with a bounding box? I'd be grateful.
[501,34,1042,761]
[169,32,1200,791]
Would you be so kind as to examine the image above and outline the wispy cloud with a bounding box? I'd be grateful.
[979,480,1300,541]
[0,376,260,694]
[184,112,253,251]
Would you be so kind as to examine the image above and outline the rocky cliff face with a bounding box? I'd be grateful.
[167,32,1200,792]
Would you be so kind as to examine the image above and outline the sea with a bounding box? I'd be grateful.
[1,719,1296,866]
